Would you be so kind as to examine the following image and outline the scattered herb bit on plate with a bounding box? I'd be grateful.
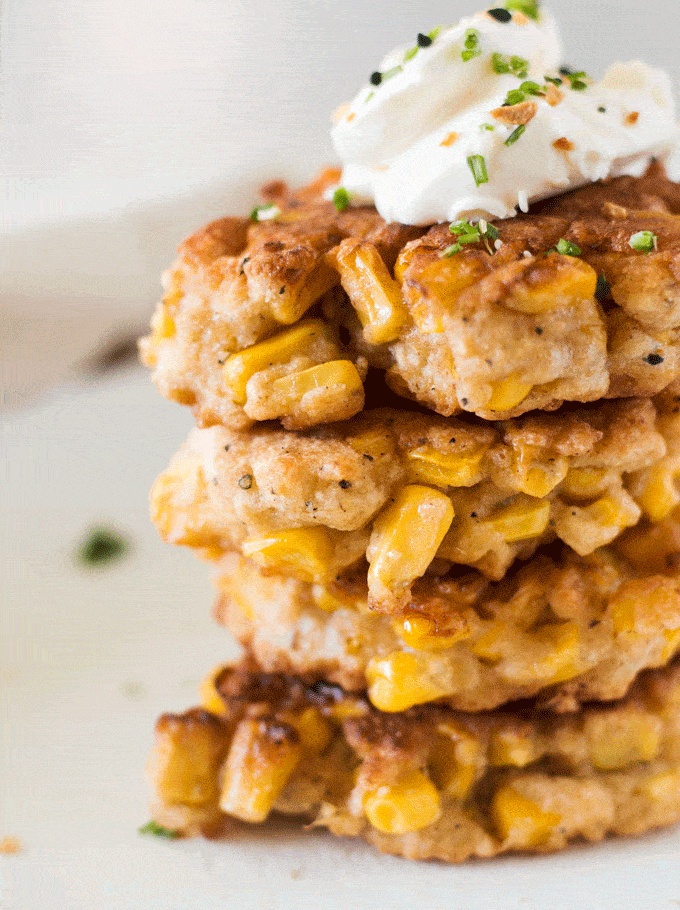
[138,821,182,839]
[77,527,129,566]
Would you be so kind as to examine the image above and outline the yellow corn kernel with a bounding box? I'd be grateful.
[282,707,333,754]
[363,770,441,834]
[200,665,228,715]
[150,467,221,549]
[491,786,561,847]
[532,621,580,684]
[271,359,363,404]
[395,614,470,651]
[151,711,227,808]
[150,303,176,345]
[329,241,407,343]
[223,320,334,405]
[219,718,302,823]
[661,627,680,662]
[481,496,550,543]
[489,728,540,768]
[506,254,597,314]
[585,494,636,529]
[402,254,489,334]
[367,652,450,712]
[560,467,609,499]
[429,723,480,799]
[368,485,454,596]
[636,467,680,522]
[586,711,662,771]
[485,376,533,413]
[405,446,486,488]
[242,528,333,583]
[641,769,680,803]
[471,624,506,664]
[312,582,360,613]
[611,591,637,635]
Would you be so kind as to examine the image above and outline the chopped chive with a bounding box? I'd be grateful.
[505,125,526,146]
[404,46,419,61]
[511,56,529,78]
[545,75,563,86]
[365,91,375,103]
[333,187,350,211]
[491,53,528,77]
[504,0,540,19]
[78,527,128,566]
[555,238,582,257]
[481,123,495,131]
[461,28,481,62]
[138,821,181,839]
[519,80,544,96]
[492,53,512,74]
[503,88,526,106]
[629,231,657,253]
[428,26,442,41]
[467,155,489,187]
[250,203,281,222]
[417,32,433,47]
[595,273,611,301]
[559,68,589,91]
[488,8,513,22]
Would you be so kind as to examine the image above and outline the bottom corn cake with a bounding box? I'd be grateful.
[147,657,680,863]
[212,517,680,714]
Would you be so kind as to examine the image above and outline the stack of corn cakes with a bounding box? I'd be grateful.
[140,163,680,861]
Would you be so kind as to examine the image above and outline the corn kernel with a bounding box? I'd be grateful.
[429,723,480,798]
[150,303,177,346]
[368,485,454,598]
[489,728,540,768]
[272,359,363,405]
[641,769,680,803]
[491,786,561,847]
[151,711,227,808]
[200,665,228,715]
[661,627,680,662]
[367,652,450,712]
[481,496,550,543]
[328,241,407,343]
[223,320,334,405]
[471,624,506,664]
[505,254,597,314]
[150,466,222,549]
[401,254,489,334]
[611,591,637,635]
[586,711,662,771]
[219,718,302,823]
[560,467,609,499]
[396,614,470,651]
[282,707,333,754]
[635,467,680,522]
[363,770,442,834]
[532,621,580,684]
[242,528,333,583]
[405,446,486,488]
[585,494,637,529]
[485,376,533,412]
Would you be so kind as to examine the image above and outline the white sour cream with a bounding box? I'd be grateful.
[331,6,680,224]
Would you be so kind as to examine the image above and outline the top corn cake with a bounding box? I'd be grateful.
[141,163,680,429]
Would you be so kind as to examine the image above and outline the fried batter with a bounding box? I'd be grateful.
[141,164,680,427]
[147,657,680,862]
[150,397,674,611]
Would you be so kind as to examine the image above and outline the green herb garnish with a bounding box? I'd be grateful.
[333,187,350,211]
[505,125,526,146]
[492,53,529,78]
[555,238,582,257]
[249,203,281,223]
[504,0,540,20]
[78,527,128,566]
[441,219,499,257]
[629,231,657,253]
[559,67,589,91]
[467,154,489,187]
[462,28,481,62]
[404,46,419,62]
[138,821,181,839]
[481,123,495,131]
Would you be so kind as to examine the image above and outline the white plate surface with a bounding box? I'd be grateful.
[2,366,680,910]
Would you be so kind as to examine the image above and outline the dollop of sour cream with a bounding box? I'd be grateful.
[331,5,680,225]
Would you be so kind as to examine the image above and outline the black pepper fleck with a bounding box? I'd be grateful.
[238,474,253,490]
[461,398,468,405]
[487,7,512,22]
[224,445,230,451]
[597,106,606,113]
[279,286,285,295]
[535,327,543,335]
[417,32,433,47]
[418,437,428,446]
[646,353,664,365]
[339,480,352,489]
[362,453,374,461]
[589,619,600,628]
[470,511,478,519]
[449,437,456,444]
[370,71,382,85]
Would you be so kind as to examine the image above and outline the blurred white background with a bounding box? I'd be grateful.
[4,0,680,403]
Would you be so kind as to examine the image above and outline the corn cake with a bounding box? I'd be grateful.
[150,396,680,612]
[214,515,680,714]
[147,656,680,862]
[140,164,680,429]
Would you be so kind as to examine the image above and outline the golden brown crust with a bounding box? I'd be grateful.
[147,658,680,862]
[141,164,680,429]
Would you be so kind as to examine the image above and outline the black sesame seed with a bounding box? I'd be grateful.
[370,71,382,86]
[488,7,512,22]
[417,32,433,47]
[646,353,664,365]
[339,479,352,489]
[238,474,253,490]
